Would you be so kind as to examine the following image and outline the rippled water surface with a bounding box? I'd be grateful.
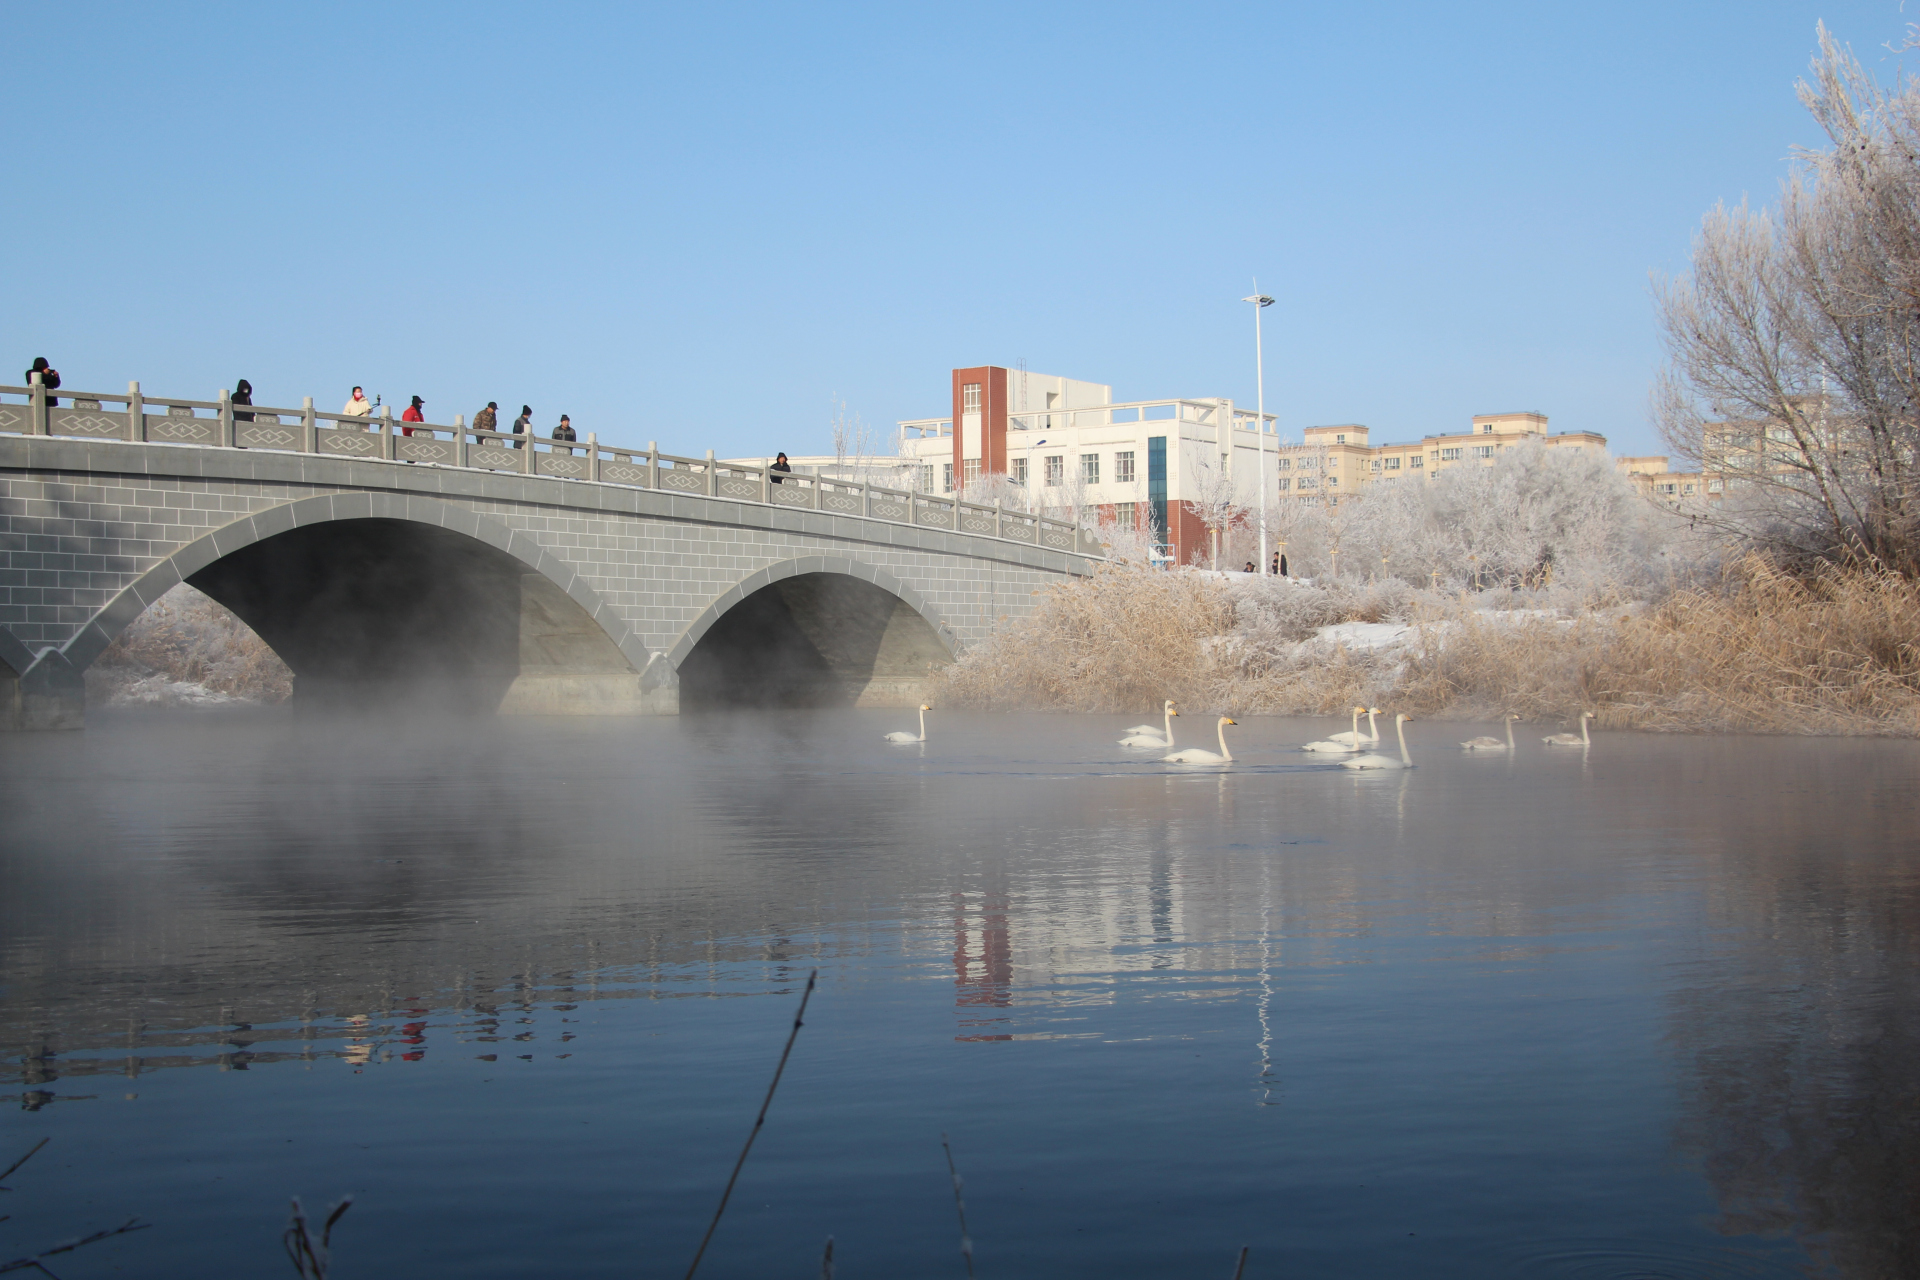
[3,709,1917,1278]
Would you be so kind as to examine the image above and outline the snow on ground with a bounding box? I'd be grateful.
[1313,621,1415,651]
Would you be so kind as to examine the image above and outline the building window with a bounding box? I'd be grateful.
[963,459,981,485]
[1115,450,1135,483]
[962,383,982,412]
[917,464,934,492]
[1708,478,1723,492]
[1483,424,1493,433]
[1081,453,1100,485]
[1328,475,1339,487]
[1276,456,1291,470]
[1683,483,1695,495]
[1410,455,1423,468]
[1440,447,1462,461]
[1299,457,1316,469]
[1044,455,1064,486]
[1012,457,1028,485]
[1114,501,1137,529]
[942,462,954,492]
[1384,457,1401,470]
[1371,459,1382,472]
[1327,457,1338,468]
[1661,483,1677,495]
[1297,476,1317,490]
[1472,444,1494,458]
[1335,434,1345,445]
[1277,477,1290,491]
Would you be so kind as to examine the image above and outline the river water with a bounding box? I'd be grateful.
[2,709,1916,1278]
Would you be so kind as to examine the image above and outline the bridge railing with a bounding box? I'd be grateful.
[0,378,1104,557]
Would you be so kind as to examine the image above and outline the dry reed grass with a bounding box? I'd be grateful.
[934,559,1920,737]
[88,584,292,705]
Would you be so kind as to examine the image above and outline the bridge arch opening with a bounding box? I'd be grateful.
[679,571,952,709]
[173,516,645,714]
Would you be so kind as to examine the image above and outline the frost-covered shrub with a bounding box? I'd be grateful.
[88,585,291,706]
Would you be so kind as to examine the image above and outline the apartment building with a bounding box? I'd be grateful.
[1617,455,1716,501]
[1277,412,1610,500]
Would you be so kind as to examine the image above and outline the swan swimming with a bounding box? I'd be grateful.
[1461,714,1518,751]
[1328,706,1381,746]
[1121,701,1177,748]
[1343,713,1415,770]
[1164,716,1236,765]
[1542,711,1594,747]
[1301,708,1366,753]
[884,704,932,743]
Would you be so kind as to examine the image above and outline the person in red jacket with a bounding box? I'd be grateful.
[400,395,425,437]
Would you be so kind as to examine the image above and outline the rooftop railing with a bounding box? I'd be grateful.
[897,398,1279,442]
[0,378,1104,558]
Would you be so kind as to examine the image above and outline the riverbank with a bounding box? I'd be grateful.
[933,558,1920,737]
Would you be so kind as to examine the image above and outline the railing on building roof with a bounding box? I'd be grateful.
[1,378,1104,558]
[898,397,1278,442]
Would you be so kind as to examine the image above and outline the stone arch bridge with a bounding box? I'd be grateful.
[0,385,1100,728]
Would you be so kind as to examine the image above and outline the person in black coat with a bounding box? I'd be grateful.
[771,451,792,484]
[232,379,254,423]
[25,357,59,407]
[510,405,532,449]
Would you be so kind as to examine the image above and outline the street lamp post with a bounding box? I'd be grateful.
[1024,437,1048,515]
[1243,288,1275,574]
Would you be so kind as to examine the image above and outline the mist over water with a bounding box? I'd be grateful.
[3,710,1917,1278]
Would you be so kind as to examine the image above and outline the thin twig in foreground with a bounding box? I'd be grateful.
[283,1195,353,1280]
[1230,1244,1249,1280]
[941,1133,975,1279]
[0,1140,49,1187]
[0,1218,151,1275]
[683,970,819,1280]
[820,1235,835,1280]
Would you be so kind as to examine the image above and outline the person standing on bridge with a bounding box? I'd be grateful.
[552,414,577,455]
[25,357,60,408]
[472,401,499,437]
[341,386,373,427]
[510,405,532,449]
[232,379,254,423]
[401,395,426,437]
[771,452,792,484]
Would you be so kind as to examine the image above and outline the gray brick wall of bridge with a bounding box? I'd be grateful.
[0,436,1097,724]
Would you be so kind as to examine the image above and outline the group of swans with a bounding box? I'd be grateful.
[889,699,1590,768]
[1112,699,1238,764]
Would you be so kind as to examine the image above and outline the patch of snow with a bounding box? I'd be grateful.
[112,674,249,708]
[1313,621,1414,652]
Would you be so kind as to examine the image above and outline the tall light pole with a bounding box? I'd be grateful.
[1024,437,1048,514]
[1243,288,1275,574]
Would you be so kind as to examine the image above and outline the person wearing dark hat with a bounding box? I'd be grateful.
[400,394,425,437]
[232,378,255,423]
[771,451,791,485]
[472,401,499,437]
[552,414,577,455]
[510,405,532,449]
[25,357,60,407]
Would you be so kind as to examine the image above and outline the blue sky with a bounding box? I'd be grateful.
[11,2,1914,457]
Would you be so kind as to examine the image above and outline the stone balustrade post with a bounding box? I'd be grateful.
[860,480,871,518]
[811,471,822,510]
[454,414,467,467]
[587,432,599,482]
[648,441,658,490]
[994,498,1003,539]
[523,422,537,475]
[705,450,717,496]
[302,397,316,453]
[218,389,234,449]
[127,381,143,442]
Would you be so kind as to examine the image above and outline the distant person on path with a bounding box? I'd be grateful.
[1243,561,1256,573]
[472,401,498,436]
[771,451,791,484]
[401,395,425,437]
[25,357,60,407]
[342,386,373,428]
[1272,552,1287,577]
[232,379,254,423]
[511,405,532,449]
[552,414,576,454]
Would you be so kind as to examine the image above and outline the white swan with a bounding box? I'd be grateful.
[1301,707,1365,753]
[1164,716,1236,764]
[1542,711,1594,747]
[1328,706,1381,746]
[1121,701,1177,748]
[1343,713,1414,770]
[884,704,932,743]
[1461,714,1518,751]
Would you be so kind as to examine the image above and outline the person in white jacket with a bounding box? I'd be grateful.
[341,386,374,427]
